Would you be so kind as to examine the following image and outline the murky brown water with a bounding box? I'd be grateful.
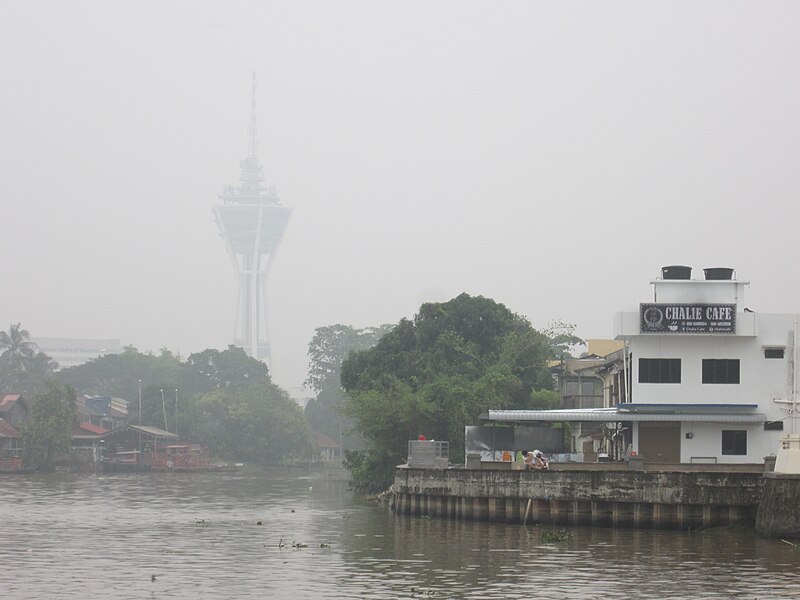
[1,468,799,599]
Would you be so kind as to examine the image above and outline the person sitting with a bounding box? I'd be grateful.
[522,450,535,471]
[532,449,549,470]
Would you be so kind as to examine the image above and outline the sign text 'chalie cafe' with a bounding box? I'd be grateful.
[640,303,736,334]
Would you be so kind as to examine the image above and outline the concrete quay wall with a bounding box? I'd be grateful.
[392,467,763,530]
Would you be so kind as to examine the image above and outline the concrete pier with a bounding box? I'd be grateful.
[393,465,764,530]
[756,472,800,538]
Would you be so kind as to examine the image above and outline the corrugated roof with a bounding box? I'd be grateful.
[100,424,178,439]
[0,394,21,408]
[75,422,108,435]
[0,418,21,438]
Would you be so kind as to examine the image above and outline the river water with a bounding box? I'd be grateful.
[2,467,799,599]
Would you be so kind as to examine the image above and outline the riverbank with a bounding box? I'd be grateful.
[392,463,769,531]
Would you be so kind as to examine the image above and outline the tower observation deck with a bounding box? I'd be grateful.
[213,75,291,363]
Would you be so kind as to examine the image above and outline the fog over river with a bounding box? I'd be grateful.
[1,468,799,599]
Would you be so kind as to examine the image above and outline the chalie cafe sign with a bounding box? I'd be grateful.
[640,303,736,334]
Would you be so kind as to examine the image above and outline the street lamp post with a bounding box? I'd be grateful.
[174,389,178,438]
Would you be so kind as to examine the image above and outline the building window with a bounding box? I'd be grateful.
[702,359,740,384]
[765,421,784,431]
[639,358,681,383]
[764,348,785,359]
[722,430,747,455]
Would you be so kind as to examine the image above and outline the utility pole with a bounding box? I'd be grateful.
[138,379,142,455]
[174,389,178,438]
[161,389,168,432]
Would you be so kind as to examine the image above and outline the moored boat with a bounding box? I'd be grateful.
[151,444,239,472]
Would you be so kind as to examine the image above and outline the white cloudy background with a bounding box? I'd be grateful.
[2,1,799,392]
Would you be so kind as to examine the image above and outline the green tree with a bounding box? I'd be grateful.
[529,389,561,410]
[304,324,391,453]
[0,324,59,395]
[541,320,584,360]
[191,382,313,463]
[341,293,554,491]
[179,345,270,396]
[0,322,36,369]
[22,382,77,471]
[56,345,181,403]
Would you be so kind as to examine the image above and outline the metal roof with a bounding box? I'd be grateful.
[485,407,767,424]
[0,418,21,438]
[100,424,178,439]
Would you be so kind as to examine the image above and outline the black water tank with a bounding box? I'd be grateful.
[661,265,692,280]
[704,267,734,280]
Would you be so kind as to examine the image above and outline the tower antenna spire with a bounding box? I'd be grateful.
[248,72,258,160]
[214,74,292,366]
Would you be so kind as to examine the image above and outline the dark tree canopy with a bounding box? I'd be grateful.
[180,345,270,396]
[55,345,309,464]
[340,293,555,491]
[22,382,77,471]
[56,346,181,403]
[191,381,313,463]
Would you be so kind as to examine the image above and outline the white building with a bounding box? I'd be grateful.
[613,265,794,464]
[33,337,122,370]
[485,266,797,465]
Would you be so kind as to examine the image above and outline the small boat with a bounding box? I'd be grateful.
[151,444,238,473]
[0,456,29,474]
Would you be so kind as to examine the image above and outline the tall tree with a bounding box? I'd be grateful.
[541,320,585,360]
[191,381,313,463]
[341,293,554,491]
[0,323,58,395]
[22,382,77,471]
[304,324,391,452]
[0,322,37,369]
[180,345,270,397]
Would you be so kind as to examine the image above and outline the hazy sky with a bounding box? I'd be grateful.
[2,1,799,394]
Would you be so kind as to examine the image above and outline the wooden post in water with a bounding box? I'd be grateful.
[522,498,532,526]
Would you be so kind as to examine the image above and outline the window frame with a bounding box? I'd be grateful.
[702,359,740,384]
[721,430,747,455]
[638,358,681,384]
[764,347,785,359]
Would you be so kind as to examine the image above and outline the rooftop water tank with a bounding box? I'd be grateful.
[703,267,734,280]
[661,265,692,280]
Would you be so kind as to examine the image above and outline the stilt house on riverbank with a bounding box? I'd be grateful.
[483,266,795,466]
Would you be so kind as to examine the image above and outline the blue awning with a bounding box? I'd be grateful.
[484,407,767,424]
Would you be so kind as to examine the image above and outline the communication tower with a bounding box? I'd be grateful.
[213,74,291,363]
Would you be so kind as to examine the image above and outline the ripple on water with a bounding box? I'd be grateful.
[4,471,800,598]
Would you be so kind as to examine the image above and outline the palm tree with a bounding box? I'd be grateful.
[0,323,37,370]
[0,323,38,393]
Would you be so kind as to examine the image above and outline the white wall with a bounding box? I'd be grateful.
[629,313,794,423]
[620,276,797,463]
[679,422,782,464]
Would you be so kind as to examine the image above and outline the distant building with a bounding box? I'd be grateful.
[316,433,340,463]
[213,74,291,365]
[0,418,22,454]
[32,337,122,370]
[0,395,27,429]
[77,395,129,430]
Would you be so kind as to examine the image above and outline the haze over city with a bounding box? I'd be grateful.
[2,1,799,392]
